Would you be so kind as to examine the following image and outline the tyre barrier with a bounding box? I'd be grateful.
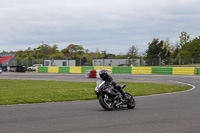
[48,66,59,73]
[82,66,94,73]
[38,67,48,73]
[59,67,70,73]
[69,67,82,73]
[172,67,195,75]
[195,67,200,75]
[132,67,152,74]
[152,67,172,75]
[37,66,199,75]
[112,67,131,74]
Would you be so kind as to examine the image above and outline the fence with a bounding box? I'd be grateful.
[1,57,200,69]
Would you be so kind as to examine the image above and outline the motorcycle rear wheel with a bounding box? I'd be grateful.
[125,92,136,109]
[99,93,114,111]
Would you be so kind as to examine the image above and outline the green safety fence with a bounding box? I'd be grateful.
[38,67,48,73]
[81,66,94,73]
[112,67,132,74]
[152,67,172,75]
[59,67,70,73]
[196,68,200,75]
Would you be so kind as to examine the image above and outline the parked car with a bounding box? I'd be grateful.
[0,67,2,74]
[27,64,43,71]
[1,66,8,72]
[10,66,25,72]
[83,63,90,66]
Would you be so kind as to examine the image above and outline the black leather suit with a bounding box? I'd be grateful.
[103,75,126,97]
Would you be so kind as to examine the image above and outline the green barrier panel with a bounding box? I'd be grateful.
[82,66,94,73]
[152,67,172,75]
[38,67,48,73]
[196,68,200,75]
[112,67,131,74]
[59,67,70,73]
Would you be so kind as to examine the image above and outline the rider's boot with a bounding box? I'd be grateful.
[119,88,129,101]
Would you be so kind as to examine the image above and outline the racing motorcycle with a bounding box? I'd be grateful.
[95,80,135,111]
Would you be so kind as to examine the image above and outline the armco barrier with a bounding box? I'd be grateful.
[37,66,200,76]
[48,66,59,73]
[59,67,70,73]
[112,67,131,74]
[132,67,152,74]
[152,67,172,75]
[38,67,48,73]
[172,67,195,75]
[197,67,200,75]
[70,67,82,73]
[94,66,113,73]
[82,66,94,73]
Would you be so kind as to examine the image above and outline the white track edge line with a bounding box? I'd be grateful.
[136,81,196,98]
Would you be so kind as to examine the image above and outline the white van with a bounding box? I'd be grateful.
[27,64,43,71]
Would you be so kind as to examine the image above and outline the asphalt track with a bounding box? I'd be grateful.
[0,73,200,133]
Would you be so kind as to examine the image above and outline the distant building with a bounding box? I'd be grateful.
[44,59,76,66]
[92,58,140,66]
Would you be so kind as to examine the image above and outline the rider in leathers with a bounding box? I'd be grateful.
[99,70,127,99]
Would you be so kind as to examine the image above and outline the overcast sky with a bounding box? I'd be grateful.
[0,0,200,55]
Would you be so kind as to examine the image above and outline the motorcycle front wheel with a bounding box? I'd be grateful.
[99,93,114,111]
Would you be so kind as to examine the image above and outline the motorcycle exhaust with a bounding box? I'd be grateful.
[115,102,123,106]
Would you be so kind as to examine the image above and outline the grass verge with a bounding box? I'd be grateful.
[0,79,191,105]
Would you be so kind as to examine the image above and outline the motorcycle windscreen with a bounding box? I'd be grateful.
[95,80,105,91]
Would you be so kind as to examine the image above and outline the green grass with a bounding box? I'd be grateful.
[0,79,191,105]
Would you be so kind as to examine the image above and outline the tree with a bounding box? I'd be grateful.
[177,32,200,64]
[94,49,101,58]
[101,50,108,58]
[163,38,171,57]
[0,51,9,54]
[170,42,180,58]
[145,38,170,66]
[126,45,139,65]
[127,45,138,58]
[61,44,84,58]
[33,44,59,59]
[34,44,51,55]
[179,36,200,58]
[146,38,164,58]
[179,31,191,47]
[52,52,65,59]
[49,44,59,55]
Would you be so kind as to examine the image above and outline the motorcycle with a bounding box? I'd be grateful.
[95,80,135,111]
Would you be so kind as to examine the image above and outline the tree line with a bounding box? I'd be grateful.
[145,32,200,65]
[1,31,200,66]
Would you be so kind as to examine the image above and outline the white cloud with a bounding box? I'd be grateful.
[0,0,200,54]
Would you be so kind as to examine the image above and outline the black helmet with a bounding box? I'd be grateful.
[99,70,108,80]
